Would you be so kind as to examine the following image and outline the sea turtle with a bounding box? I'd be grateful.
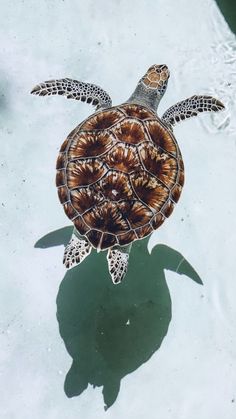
[31,64,224,284]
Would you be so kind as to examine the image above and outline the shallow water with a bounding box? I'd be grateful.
[1,1,236,418]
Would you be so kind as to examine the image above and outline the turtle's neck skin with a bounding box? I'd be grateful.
[126,82,163,113]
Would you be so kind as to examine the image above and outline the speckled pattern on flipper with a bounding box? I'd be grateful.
[63,233,92,269]
[107,247,130,284]
[31,78,112,110]
[162,95,224,126]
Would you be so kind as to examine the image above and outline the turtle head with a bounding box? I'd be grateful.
[142,64,170,95]
[127,64,170,111]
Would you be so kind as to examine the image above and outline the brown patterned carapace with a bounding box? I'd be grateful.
[56,103,184,250]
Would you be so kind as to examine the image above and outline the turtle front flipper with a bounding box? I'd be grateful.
[63,229,92,270]
[31,78,112,110]
[107,244,131,285]
[162,95,225,127]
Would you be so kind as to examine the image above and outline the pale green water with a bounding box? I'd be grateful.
[0,1,236,418]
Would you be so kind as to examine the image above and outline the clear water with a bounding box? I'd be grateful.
[1,1,236,418]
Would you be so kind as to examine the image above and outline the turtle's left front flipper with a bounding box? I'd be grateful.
[31,78,112,110]
[162,95,225,127]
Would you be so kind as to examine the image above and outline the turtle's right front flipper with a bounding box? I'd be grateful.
[162,95,225,127]
[31,78,112,110]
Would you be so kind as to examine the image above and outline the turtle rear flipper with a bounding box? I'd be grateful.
[31,78,112,110]
[162,95,225,127]
[63,230,92,270]
[107,245,131,284]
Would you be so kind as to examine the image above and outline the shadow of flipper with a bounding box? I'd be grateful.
[34,226,72,248]
[36,227,202,409]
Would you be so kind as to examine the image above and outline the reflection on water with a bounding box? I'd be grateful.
[35,227,202,409]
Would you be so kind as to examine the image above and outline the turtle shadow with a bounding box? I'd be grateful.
[215,0,236,35]
[35,227,203,410]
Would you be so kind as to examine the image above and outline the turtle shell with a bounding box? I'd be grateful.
[56,104,184,250]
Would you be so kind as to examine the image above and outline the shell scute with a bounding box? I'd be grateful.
[136,223,153,239]
[130,171,169,212]
[118,200,153,229]
[68,131,115,160]
[121,104,155,120]
[57,186,69,204]
[117,230,137,246]
[56,169,66,187]
[66,159,107,188]
[80,109,124,131]
[145,120,178,156]
[83,201,129,234]
[161,200,175,218]
[177,167,185,187]
[97,171,133,201]
[85,230,118,249]
[74,216,90,235]
[112,119,146,145]
[86,229,102,247]
[171,184,182,203]
[100,233,117,249]
[151,213,165,229]
[63,202,78,220]
[56,153,67,170]
[103,143,140,173]
[59,138,70,152]
[139,142,178,188]
[70,187,103,214]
